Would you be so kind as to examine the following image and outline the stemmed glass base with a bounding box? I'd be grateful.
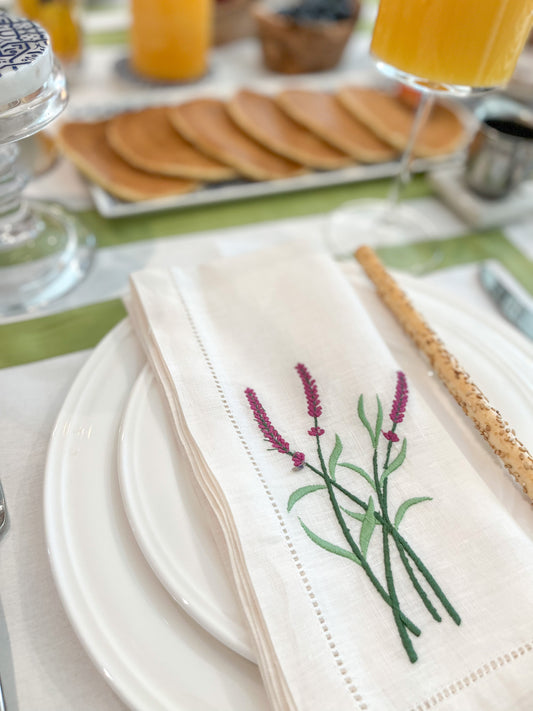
[326,90,438,265]
[327,198,435,260]
[0,61,95,317]
[326,64,495,268]
[375,60,497,98]
[0,202,94,316]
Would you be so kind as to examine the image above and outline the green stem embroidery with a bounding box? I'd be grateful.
[381,426,441,628]
[397,543,442,622]
[302,458,460,626]
[373,438,418,663]
[314,420,420,637]
[392,529,462,626]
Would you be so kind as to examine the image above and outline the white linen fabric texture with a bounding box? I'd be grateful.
[127,242,533,711]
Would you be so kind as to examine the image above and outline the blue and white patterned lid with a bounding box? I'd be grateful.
[0,11,53,106]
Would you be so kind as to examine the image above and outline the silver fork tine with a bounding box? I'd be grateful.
[0,481,8,710]
[0,481,6,534]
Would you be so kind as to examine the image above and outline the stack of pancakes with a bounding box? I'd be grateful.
[56,86,467,202]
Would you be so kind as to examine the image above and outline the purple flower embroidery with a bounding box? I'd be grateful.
[308,426,325,437]
[390,371,408,424]
[295,363,322,418]
[245,388,290,454]
[382,430,400,442]
[292,452,305,468]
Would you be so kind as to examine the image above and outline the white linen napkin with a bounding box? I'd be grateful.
[127,242,533,711]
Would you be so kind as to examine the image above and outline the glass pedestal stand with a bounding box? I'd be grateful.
[0,61,94,317]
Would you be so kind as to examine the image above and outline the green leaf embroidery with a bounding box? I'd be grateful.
[338,462,376,491]
[357,394,375,446]
[287,485,327,512]
[381,437,407,484]
[341,506,381,525]
[360,496,376,558]
[328,434,343,481]
[358,394,383,448]
[374,396,383,448]
[341,507,365,522]
[394,497,433,529]
[298,518,361,566]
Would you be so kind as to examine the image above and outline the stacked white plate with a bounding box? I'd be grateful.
[44,274,533,711]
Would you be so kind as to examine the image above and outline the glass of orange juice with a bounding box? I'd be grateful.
[16,0,83,70]
[371,0,533,95]
[130,0,212,82]
[327,0,533,261]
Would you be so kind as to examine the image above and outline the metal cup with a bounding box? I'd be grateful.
[465,100,533,199]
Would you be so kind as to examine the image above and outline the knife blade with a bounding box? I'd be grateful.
[0,481,15,711]
[479,260,533,341]
[0,595,17,711]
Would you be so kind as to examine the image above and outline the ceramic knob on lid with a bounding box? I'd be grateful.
[0,12,53,106]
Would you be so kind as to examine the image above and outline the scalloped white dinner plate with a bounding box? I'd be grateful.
[116,272,533,666]
[44,320,269,711]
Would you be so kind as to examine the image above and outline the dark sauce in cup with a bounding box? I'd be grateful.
[485,118,533,140]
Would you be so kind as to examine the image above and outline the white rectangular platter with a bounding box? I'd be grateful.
[89,156,454,219]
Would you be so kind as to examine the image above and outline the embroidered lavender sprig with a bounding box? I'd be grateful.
[296,363,322,418]
[292,451,306,468]
[296,363,325,437]
[383,371,408,442]
[390,371,408,424]
[245,388,304,467]
[296,364,328,495]
[245,388,290,454]
[356,372,460,639]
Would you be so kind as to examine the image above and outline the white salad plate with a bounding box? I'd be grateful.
[118,365,254,661]
[118,273,533,665]
[45,274,533,710]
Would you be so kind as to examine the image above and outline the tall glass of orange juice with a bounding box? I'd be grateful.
[327,0,533,261]
[16,0,83,69]
[130,0,212,82]
[371,0,533,94]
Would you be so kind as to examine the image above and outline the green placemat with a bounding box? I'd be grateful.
[0,174,430,369]
[378,230,533,294]
[2,228,532,369]
[78,175,432,248]
[1,300,127,369]
[86,28,129,47]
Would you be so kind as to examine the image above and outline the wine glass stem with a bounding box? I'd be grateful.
[388,92,435,206]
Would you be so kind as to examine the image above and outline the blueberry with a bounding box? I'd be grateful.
[278,0,353,22]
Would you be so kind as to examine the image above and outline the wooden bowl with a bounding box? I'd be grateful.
[252,1,360,74]
[214,0,256,45]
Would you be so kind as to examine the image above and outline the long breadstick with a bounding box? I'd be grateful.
[355,245,533,502]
